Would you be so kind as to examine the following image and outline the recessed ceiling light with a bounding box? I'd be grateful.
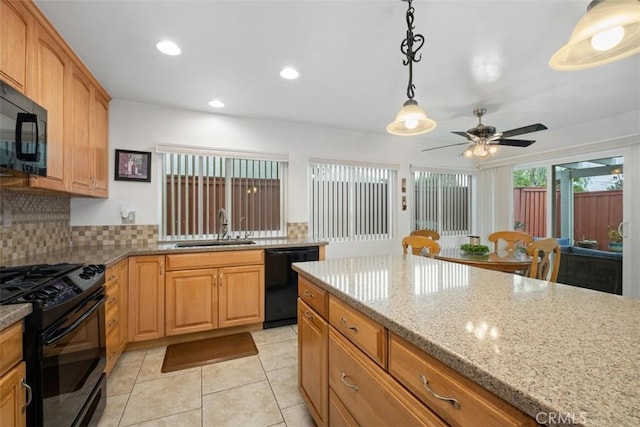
[156,40,181,56]
[208,99,224,108]
[280,67,299,80]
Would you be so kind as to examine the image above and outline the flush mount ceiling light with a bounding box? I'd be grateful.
[549,0,640,71]
[280,67,299,80]
[387,0,436,136]
[208,99,224,108]
[156,40,181,56]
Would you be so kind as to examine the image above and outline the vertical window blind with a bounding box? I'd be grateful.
[310,161,396,241]
[413,169,472,236]
[161,152,286,240]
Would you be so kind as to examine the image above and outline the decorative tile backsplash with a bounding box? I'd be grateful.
[70,225,158,246]
[0,190,71,264]
[0,190,159,264]
[287,222,308,239]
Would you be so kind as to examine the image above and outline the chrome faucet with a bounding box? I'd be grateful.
[218,208,228,240]
[237,216,251,239]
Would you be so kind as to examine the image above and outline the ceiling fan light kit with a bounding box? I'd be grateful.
[387,0,437,136]
[549,0,640,71]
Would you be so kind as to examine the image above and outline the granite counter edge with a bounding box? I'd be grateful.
[0,304,32,332]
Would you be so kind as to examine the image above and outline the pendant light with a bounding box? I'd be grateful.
[387,0,436,136]
[549,0,640,71]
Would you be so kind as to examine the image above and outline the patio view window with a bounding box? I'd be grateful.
[512,166,548,238]
[309,160,397,241]
[159,148,287,240]
[412,168,472,236]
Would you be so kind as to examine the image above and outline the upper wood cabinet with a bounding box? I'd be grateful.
[0,0,110,197]
[28,24,69,192]
[0,0,32,92]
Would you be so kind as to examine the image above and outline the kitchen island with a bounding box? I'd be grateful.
[292,254,640,426]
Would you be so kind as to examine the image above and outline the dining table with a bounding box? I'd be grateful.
[435,246,531,274]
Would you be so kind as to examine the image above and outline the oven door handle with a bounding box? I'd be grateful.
[43,294,106,346]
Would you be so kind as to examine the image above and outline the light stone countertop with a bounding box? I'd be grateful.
[292,254,640,427]
[0,304,32,332]
[2,238,328,268]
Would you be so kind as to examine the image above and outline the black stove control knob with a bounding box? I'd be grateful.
[79,273,90,280]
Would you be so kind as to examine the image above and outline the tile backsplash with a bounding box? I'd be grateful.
[287,222,308,239]
[1,190,159,264]
[0,190,71,264]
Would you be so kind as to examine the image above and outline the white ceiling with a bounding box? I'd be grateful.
[35,0,640,161]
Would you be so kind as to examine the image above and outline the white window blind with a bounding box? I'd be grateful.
[161,152,286,240]
[310,162,396,241]
[413,169,472,236]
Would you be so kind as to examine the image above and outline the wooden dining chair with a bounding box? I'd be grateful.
[527,238,561,282]
[410,229,440,241]
[487,231,533,252]
[402,236,441,258]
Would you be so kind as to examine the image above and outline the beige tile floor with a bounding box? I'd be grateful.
[97,324,314,427]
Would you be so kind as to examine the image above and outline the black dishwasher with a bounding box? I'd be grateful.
[264,247,320,328]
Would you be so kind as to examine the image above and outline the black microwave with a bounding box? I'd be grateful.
[0,80,47,177]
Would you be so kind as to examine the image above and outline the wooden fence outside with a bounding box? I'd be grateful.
[513,188,622,250]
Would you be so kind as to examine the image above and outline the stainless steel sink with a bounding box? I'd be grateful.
[173,240,256,248]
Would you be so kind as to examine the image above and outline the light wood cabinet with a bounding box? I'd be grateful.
[165,268,218,336]
[298,298,328,427]
[0,0,32,93]
[104,259,129,374]
[128,255,165,342]
[218,264,264,328]
[164,250,265,336]
[0,322,28,427]
[328,328,446,427]
[0,0,110,197]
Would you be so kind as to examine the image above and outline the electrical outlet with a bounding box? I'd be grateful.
[2,209,12,227]
[121,211,135,224]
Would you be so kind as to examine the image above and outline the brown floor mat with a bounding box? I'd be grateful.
[161,332,258,373]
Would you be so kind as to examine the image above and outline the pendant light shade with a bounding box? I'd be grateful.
[550,0,640,71]
[387,100,437,136]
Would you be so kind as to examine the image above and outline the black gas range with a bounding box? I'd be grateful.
[0,263,107,427]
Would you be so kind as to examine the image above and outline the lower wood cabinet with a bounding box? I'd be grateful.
[165,268,218,336]
[298,298,328,427]
[329,328,446,426]
[105,258,129,373]
[128,255,165,342]
[0,322,29,427]
[218,264,264,328]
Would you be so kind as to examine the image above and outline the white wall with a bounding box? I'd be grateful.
[71,100,461,258]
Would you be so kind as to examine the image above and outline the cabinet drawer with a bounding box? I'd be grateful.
[298,276,328,318]
[166,250,263,270]
[329,388,358,427]
[329,296,387,367]
[328,329,446,427]
[105,304,119,336]
[389,333,534,427]
[0,322,22,377]
[106,282,120,314]
[105,264,120,289]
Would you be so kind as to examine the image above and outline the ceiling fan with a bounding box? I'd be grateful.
[422,108,548,158]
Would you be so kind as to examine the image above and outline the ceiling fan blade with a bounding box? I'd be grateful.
[500,123,547,138]
[421,142,468,152]
[495,138,536,147]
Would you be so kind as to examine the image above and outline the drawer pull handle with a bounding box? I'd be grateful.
[341,372,359,391]
[303,290,314,298]
[304,310,314,320]
[107,275,117,281]
[420,374,461,409]
[21,379,32,413]
[340,317,358,332]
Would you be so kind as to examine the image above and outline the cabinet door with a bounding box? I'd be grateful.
[28,25,68,192]
[118,259,129,351]
[165,268,218,336]
[298,299,328,427]
[68,65,92,195]
[218,264,264,328]
[0,0,32,92]
[0,361,26,427]
[128,256,165,342]
[91,90,109,197]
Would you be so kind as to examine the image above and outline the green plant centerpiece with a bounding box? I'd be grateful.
[460,244,490,256]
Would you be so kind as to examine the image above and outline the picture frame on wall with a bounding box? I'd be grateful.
[114,149,151,182]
